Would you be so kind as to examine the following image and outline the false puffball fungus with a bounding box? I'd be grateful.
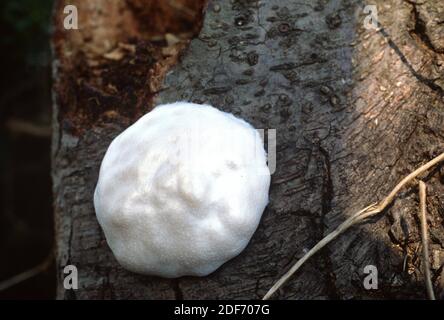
[94,102,270,277]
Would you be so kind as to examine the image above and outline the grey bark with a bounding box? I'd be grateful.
[52,0,444,299]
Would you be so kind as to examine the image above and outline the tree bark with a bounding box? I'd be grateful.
[52,0,444,299]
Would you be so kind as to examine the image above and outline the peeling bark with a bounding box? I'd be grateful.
[52,0,444,299]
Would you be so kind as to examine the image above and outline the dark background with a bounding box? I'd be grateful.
[0,0,55,299]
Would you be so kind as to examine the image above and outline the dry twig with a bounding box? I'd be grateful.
[0,252,53,292]
[263,152,444,300]
[418,181,435,300]
[5,118,51,137]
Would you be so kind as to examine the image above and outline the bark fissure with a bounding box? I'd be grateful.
[405,0,444,55]
[171,279,184,300]
[319,145,339,299]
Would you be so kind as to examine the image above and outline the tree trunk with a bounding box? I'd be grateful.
[52,0,444,299]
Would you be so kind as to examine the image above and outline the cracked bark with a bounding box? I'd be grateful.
[52,0,444,299]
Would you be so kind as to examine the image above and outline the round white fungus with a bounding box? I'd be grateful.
[94,102,271,278]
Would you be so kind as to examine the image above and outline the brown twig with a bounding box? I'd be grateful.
[263,152,444,300]
[418,181,435,300]
[0,252,53,292]
[5,118,51,138]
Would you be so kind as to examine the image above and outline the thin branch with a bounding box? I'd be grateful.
[263,203,377,300]
[5,118,51,138]
[0,253,53,292]
[263,152,444,300]
[418,181,435,300]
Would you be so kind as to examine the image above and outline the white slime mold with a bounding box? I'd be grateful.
[94,102,270,277]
